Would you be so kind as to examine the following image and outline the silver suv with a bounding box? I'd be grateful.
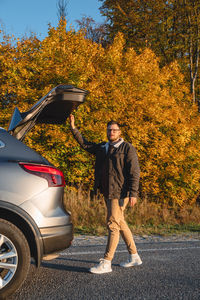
[0,85,87,298]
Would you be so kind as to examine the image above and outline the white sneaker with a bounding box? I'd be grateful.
[120,253,142,268]
[89,258,112,274]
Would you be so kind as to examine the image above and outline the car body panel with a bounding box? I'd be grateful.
[40,224,73,254]
[19,188,72,228]
[0,161,48,204]
[0,84,85,295]
[0,200,44,266]
[0,128,48,164]
[8,84,88,141]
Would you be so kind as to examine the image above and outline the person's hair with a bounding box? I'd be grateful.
[107,120,121,128]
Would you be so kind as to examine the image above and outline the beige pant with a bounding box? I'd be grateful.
[104,198,137,261]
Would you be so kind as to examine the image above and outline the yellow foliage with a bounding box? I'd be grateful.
[1,25,200,206]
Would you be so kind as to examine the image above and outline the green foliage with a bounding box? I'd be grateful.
[0,22,200,206]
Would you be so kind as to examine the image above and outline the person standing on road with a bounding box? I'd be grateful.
[69,114,142,274]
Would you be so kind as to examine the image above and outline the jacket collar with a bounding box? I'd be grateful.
[102,138,124,153]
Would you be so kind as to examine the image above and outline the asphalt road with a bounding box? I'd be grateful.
[11,237,200,300]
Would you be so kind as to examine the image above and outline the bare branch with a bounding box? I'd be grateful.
[57,0,68,22]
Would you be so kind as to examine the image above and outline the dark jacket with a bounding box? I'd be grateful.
[71,128,140,199]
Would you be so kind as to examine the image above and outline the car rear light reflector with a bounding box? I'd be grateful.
[19,163,65,187]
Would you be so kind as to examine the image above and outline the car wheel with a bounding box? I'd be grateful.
[0,218,30,299]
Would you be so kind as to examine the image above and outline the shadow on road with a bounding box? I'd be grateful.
[41,257,119,271]
[41,260,90,273]
[58,256,119,266]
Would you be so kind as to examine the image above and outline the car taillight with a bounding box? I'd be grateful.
[19,163,65,187]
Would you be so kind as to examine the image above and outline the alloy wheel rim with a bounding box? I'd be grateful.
[0,234,18,289]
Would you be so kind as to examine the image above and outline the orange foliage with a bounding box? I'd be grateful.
[1,22,200,206]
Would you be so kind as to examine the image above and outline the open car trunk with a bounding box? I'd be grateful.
[8,85,88,141]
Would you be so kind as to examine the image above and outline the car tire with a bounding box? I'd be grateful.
[0,218,30,299]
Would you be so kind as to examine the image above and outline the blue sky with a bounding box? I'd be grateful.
[0,0,105,40]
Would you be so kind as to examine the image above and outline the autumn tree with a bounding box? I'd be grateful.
[181,0,200,104]
[1,23,200,206]
[99,0,200,104]
[76,16,107,46]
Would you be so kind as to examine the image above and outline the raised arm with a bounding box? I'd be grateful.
[69,114,98,155]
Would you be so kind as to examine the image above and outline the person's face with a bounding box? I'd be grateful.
[107,124,121,142]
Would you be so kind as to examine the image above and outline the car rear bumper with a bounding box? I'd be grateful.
[40,223,73,255]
